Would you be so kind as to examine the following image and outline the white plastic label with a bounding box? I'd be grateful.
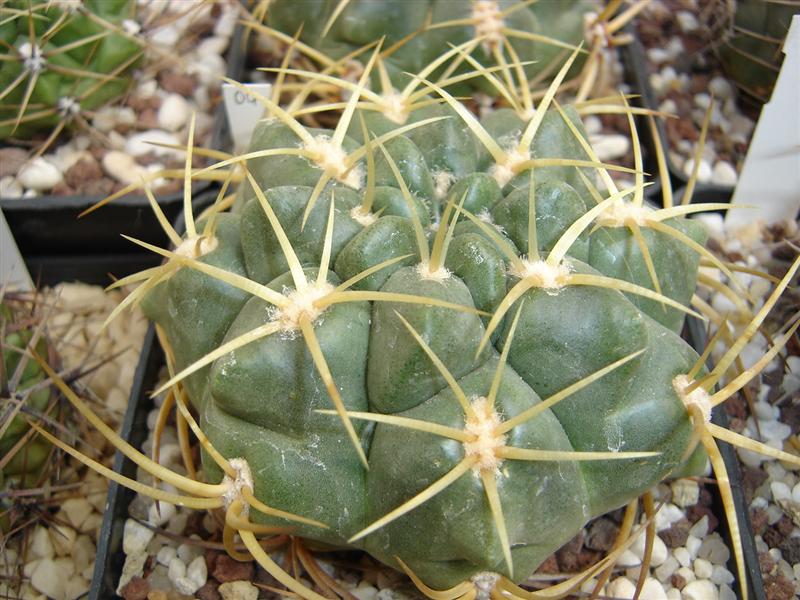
[727,16,800,229]
[222,83,273,153]
[0,210,32,291]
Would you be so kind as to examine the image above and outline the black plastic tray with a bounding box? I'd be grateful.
[0,20,246,256]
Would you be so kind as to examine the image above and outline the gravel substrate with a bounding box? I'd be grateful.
[1,283,147,600]
[634,0,764,188]
[0,0,241,200]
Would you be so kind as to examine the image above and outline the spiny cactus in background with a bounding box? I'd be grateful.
[712,0,799,104]
[0,292,55,530]
[0,0,142,146]
[43,54,800,599]
[250,0,649,106]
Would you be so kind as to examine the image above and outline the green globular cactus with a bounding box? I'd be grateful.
[122,58,725,588]
[713,0,799,104]
[0,300,52,492]
[0,0,142,141]
[264,0,595,93]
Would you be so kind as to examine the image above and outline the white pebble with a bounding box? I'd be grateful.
[583,115,602,135]
[737,446,764,468]
[648,48,671,64]
[352,583,380,600]
[675,547,692,568]
[30,526,55,559]
[148,501,177,526]
[683,158,712,183]
[102,151,147,185]
[187,555,207,587]
[672,479,700,507]
[693,213,724,239]
[681,579,718,600]
[656,503,686,531]
[640,578,668,600]
[177,540,203,564]
[0,175,23,197]
[676,11,699,33]
[710,566,734,586]
[699,534,731,565]
[676,566,696,584]
[754,400,780,421]
[668,590,682,600]
[167,556,186,583]
[771,481,792,503]
[219,580,259,600]
[607,577,637,599]
[694,558,713,579]
[156,545,177,567]
[792,482,800,503]
[656,555,680,582]
[30,558,69,600]
[686,535,702,559]
[711,161,737,187]
[718,584,736,600]
[125,129,182,157]
[659,98,678,115]
[17,157,62,191]
[689,516,709,539]
[196,35,229,57]
[708,77,734,100]
[617,549,642,567]
[590,134,631,162]
[694,93,711,110]
[759,420,792,442]
[158,93,189,132]
[123,519,154,555]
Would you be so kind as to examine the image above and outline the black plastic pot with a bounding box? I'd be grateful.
[620,33,735,200]
[0,21,246,257]
[685,317,766,600]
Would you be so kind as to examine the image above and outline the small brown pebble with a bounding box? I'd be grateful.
[121,577,150,600]
[159,70,198,97]
[147,592,167,600]
[139,108,159,130]
[763,526,785,548]
[51,182,76,196]
[0,147,29,178]
[751,508,769,536]
[212,554,255,583]
[763,573,796,600]
[64,158,102,190]
[659,518,691,548]
[759,550,776,575]
[535,554,559,574]
[195,582,222,600]
[741,465,770,504]
[670,573,687,590]
[778,536,800,565]
[585,518,620,551]
[686,504,719,533]
[775,515,794,537]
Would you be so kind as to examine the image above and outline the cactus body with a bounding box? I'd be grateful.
[714,0,799,104]
[266,0,594,91]
[140,94,710,587]
[0,0,140,139]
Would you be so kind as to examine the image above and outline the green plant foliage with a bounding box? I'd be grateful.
[0,0,142,140]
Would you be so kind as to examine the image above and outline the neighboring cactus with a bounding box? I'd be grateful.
[0,0,142,143]
[713,0,798,104]
[253,0,649,105]
[0,294,53,497]
[39,53,800,600]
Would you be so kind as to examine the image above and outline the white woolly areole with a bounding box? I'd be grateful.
[19,43,45,72]
[673,374,712,424]
[273,281,334,331]
[175,235,219,259]
[222,458,254,513]
[471,572,500,600]
[379,92,409,124]
[122,19,141,35]
[596,199,652,228]
[583,12,608,49]
[433,170,456,199]
[416,261,451,281]
[304,135,362,189]
[472,0,505,51]
[57,97,80,116]
[511,259,571,290]
[54,0,81,13]
[489,147,529,188]
[464,397,507,474]
[350,205,378,227]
